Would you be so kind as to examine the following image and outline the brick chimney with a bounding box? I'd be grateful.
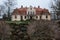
[34,7,36,8]
[25,6,27,8]
[38,6,40,8]
[21,5,23,8]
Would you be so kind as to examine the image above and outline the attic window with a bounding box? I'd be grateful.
[28,11,33,15]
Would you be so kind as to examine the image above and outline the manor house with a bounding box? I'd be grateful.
[11,6,51,21]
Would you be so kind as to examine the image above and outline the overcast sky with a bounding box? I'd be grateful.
[0,0,52,10]
[17,0,51,8]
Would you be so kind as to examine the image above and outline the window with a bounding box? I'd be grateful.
[21,16,23,21]
[28,11,35,15]
[25,16,26,19]
[31,12,32,14]
[28,12,29,15]
[32,11,34,15]
[40,16,41,19]
[57,22,60,28]
[15,15,17,19]
[46,15,48,18]
[36,16,38,19]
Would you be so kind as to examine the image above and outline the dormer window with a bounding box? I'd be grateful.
[28,11,34,15]
[27,7,35,15]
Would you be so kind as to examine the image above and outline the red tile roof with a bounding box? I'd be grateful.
[12,7,50,15]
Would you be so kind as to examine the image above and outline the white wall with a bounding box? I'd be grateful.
[41,15,46,20]
[41,15,51,20]
[22,15,27,21]
[11,15,21,21]
[33,15,40,20]
[11,15,51,21]
[27,7,36,15]
[48,15,51,20]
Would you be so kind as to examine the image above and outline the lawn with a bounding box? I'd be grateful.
[5,20,30,25]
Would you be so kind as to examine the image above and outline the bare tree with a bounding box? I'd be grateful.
[0,5,5,17]
[51,0,60,20]
[0,21,11,40]
[4,0,17,20]
[27,20,58,40]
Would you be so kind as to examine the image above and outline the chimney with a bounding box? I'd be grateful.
[25,6,27,8]
[38,6,40,8]
[34,7,36,8]
[21,5,23,8]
